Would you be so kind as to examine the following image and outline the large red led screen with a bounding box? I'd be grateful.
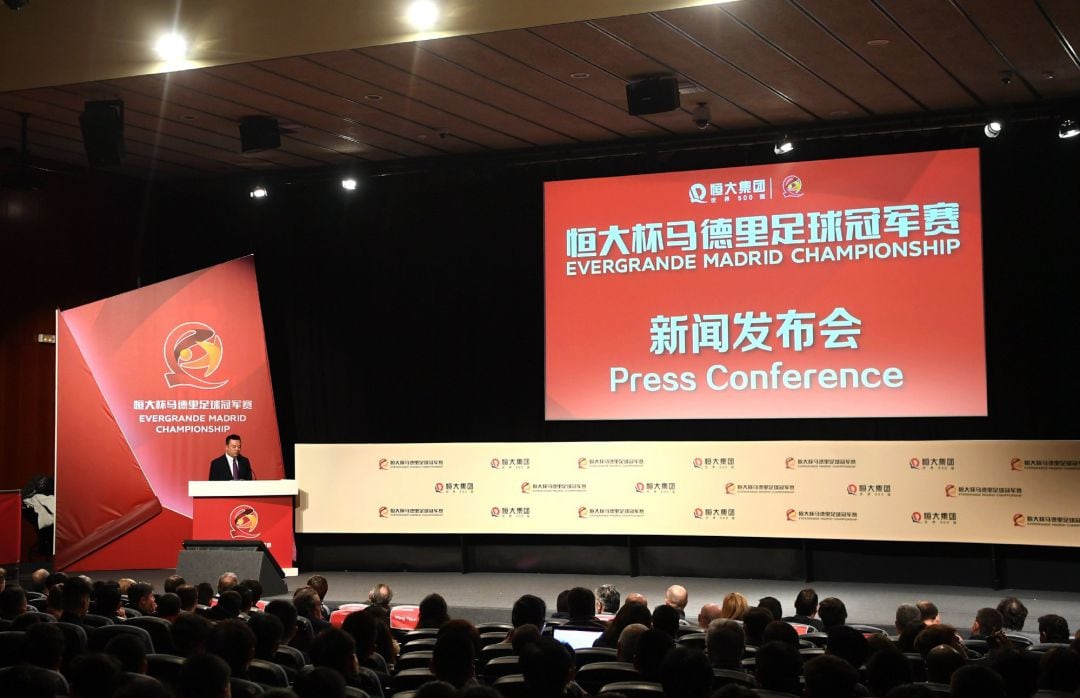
[545,148,986,420]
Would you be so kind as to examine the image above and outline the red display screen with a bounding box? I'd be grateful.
[545,148,986,420]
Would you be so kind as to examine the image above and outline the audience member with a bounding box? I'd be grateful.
[60,575,92,624]
[755,641,802,696]
[997,597,1029,633]
[659,645,713,698]
[804,653,859,698]
[196,582,215,607]
[178,652,231,698]
[1038,614,1070,644]
[241,579,264,608]
[783,587,823,630]
[342,608,388,675]
[865,646,913,697]
[914,624,965,658]
[0,584,27,619]
[917,600,940,625]
[417,592,451,629]
[217,572,239,595]
[520,636,576,698]
[126,582,156,616]
[826,624,869,670]
[205,617,257,680]
[310,625,385,697]
[294,586,331,633]
[433,619,481,689]
[652,603,680,638]
[511,623,542,654]
[210,589,244,620]
[294,665,346,698]
[364,605,399,667]
[951,663,1006,698]
[175,583,198,613]
[1036,646,1080,695]
[172,612,214,657]
[67,651,122,698]
[971,606,1005,641]
[894,604,920,635]
[596,583,620,614]
[156,592,182,621]
[595,601,651,649]
[705,618,745,670]
[249,610,285,661]
[818,596,848,630]
[896,620,925,653]
[758,597,783,623]
[24,621,66,672]
[665,584,688,620]
[163,574,186,594]
[625,592,648,607]
[743,607,772,646]
[368,582,393,608]
[719,592,749,621]
[697,602,723,628]
[104,633,148,674]
[31,567,49,592]
[635,628,675,681]
[925,644,965,686]
[511,593,547,631]
[616,623,648,663]
[553,589,570,619]
[762,619,800,649]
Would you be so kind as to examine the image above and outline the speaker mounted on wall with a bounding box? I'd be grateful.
[79,100,124,167]
[625,76,681,116]
[239,116,282,153]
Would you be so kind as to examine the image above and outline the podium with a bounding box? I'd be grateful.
[188,480,298,578]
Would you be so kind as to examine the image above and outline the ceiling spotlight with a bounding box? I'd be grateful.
[774,137,794,156]
[249,186,268,200]
[405,0,439,30]
[691,103,711,130]
[154,33,188,61]
[983,120,1003,139]
[341,178,358,191]
[1059,119,1080,139]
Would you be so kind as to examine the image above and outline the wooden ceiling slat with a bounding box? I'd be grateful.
[952,0,1080,98]
[794,0,979,111]
[471,29,673,137]
[591,13,815,126]
[528,22,764,130]
[310,49,570,147]
[257,56,531,150]
[1040,0,1080,71]
[420,34,649,139]
[719,0,920,117]
[360,42,598,143]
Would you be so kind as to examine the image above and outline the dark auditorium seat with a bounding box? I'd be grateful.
[676,625,704,637]
[0,630,26,666]
[0,664,69,694]
[231,676,266,697]
[147,653,185,687]
[399,637,437,655]
[599,680,665,698]
[848,624,887,637]
[902,653,927,682]
[81,614,115,628]
[677,633,706,651]
[125,615,175,653]
[390,691,417,698]
[400,629,439,645]
[799,648,826,658]
[483,655,522,683]
[394,650,433,672]
[575,647,618,668]
[918,682,951,697]
[479,642,515,667]
[88,623,154,654]
[390,667,436,693]
[477,623,514,635]
[273,645,308,672]
[1028,642,1070,654]
[1004,632,1032,647]
[28,597,48,612]
[55,621,88,666]
[248,658,290,687]
[574,661,640,695]
[480,631,509,647]
[345,687,371,698]
[118,672,166,692]
[713,668,756,689]
[491,674,529,698]
[801,633,830,647]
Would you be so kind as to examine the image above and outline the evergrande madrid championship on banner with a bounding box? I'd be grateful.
[55,257,284,570]
[297,441,1080,547]
[545,148,986,420]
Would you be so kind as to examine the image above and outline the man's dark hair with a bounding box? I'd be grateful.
[975,607,1004,636]
[294,665,346,698]
[635,628,675,681]
[24,621,65,670]
[212,589,243,619]
[1038,647,1080,692]
[914,624,958,658]
[178,652,231,698]
[307,575,329,600]
[951,664,1006,698]
[418,592,450,628]
[659,645,713,698]
[163,575,186,594]
[225,433,241,445]
[757,597,782,622]
[171,612,214,657]
[804,653,859,698]
[241,579,263,604]
[293,587,321,619]
[433,622,477,688]
[311,627,360,681]
[6,663,65,698]
[67,652,122,698]
[62,575,92,614]
[175,584,197,612]
[895,604,920,632]
[566,587,596,621]
[897,620,926,653]
[195,582,214,606]
[996,597,1028,632]
[205,618,256,677]
[341,609,378,658]
[510,624,541,654]
[156,592,181,617]
[1039,614,1070,643]
[989,648,1039,698]
[0,585,27,618]
[818,597,848,630]
[422,681,467,698]
[794,588,819,617]
[925,644,965,684]
[865,646,913,696]
[762,619,799,648]
[512,594,547,629]
[755,640,802,694]
[885,684,936,698]
[705,618,744,669]
[248,611,284,660]
[742,607,772,646]
[127,582,153,611]
[104,633,147,673]
[45,571,68,589]
[555,589,570,614]
[826,624,869,669]
[596,584,620,614]
[520,637,574,698]
[234,583,254,612]
[916,601,938,623]
[651,604,680,638]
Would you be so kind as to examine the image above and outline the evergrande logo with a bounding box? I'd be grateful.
[163,322,228,389]
[228,505,259,539]
[1013,513,1026,527]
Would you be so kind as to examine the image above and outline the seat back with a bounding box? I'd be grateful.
[712,668,756,689]
[902,652,927,682]
[88,623,154,654]
[479,631,509,647]
[476,623,514,635]
[491,674,530,698]
[575,661,640,695]
[390,667,436,693]
[394,650,433,672]
[273,645,308,671]
[575,647,618,668]
[599,680,665,698]
[118,672,166,692]
[125,615,175,653]
[400,637,437,655]
[249,658,291,687]
[677,633,706,651]
[147,653,186,687]
[482,654,521,683]
[231,676,266,697]
[55,621,89,667]
[81,614,115,628]
[0,630,26,666]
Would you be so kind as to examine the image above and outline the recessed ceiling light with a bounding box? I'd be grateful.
[983,120,1003,139]
[570,72,590,80]
[406,1,439,30]
[1059,119,1080,139]
[364,94,383,102]
[154,33,188,61]
[866,39,890,47]
[249,185,268,200]
[341,178,358,191]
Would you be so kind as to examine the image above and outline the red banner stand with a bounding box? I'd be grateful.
[0,490,22,565]
[188,481,297,575]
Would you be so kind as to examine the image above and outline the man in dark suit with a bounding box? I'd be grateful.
[209,433,253,480]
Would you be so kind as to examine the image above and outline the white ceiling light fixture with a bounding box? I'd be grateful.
[983,120,1003,139]
[1059,119,1080,139]
[249,185,268,200]
[154,33,188,62]
[405,0,440,30]
[341,178,358,191]
[774,136,794,155]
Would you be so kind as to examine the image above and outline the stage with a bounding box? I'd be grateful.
[34,568,1080,633]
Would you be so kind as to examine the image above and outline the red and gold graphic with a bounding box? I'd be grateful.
[163,322,227,389]
[228,505,260,539]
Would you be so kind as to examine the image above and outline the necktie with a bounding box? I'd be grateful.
[231,457,239,480]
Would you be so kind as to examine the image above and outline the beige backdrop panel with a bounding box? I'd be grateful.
[295,441,1080,546]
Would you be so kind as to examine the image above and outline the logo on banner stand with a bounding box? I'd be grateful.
[1010,458,1024,472]
[911,512,923,524]
[1013,513,1027,527]
[785,509,797,522]
[785,457,797,470]
[228,505,260,539]
[945,484,958,498]
[909,458,922,470]
[163,322,228,389]
[782,175,804,198]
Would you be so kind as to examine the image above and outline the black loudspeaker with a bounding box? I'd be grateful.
[625,76,681,116]
[176,540,287,596]
[79,100,124,167]
[239,116,281,153]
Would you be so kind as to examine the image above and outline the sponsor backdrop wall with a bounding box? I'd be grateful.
[55,257,285,570]
[297,441,1080,547]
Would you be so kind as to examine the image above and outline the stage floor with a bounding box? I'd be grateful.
[34,568,1080,633]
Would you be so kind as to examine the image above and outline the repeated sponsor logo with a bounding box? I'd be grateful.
[727,483,795,495]
[908,456,956,471]
[786,457,856,469]
[521,482,586,494]
[693,457,735,469]
[491,506,531,518]
[490,457,531,470]
[434,482,475,494]
[693,507,735,520]
[945,484,1021,498]
[377,458,444,470]
[228,504,259,539]
[1013,512,1080,528]
[635,481,676,494]
[577,457,645,470]
[1010,458,1080,471]
[377,506,444,518]
[910,511,957,525]
[578,506,646,518]
[790,510,858,522]
[847,483,891,496]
